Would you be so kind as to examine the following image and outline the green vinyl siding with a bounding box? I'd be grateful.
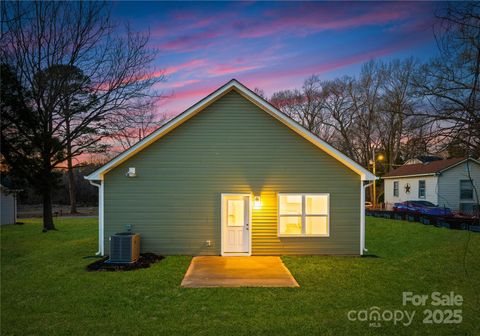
[104,89,360,255]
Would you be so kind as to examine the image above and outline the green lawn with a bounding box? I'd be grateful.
[1,217,479,336]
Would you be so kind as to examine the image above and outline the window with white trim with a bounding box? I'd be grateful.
[278,194,329,237]
[460,180,473,200]
[418,180,426,198]
[393,181,399,197]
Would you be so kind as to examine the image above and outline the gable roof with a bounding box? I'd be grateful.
[382,157,479,179]
[85,79,376,181]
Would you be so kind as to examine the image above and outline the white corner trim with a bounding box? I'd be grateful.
[360,182,365,256]
[89,180,104,256]
[85,79,376,181]
[361,181,373,255]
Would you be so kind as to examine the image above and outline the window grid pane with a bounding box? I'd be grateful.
[393,181,399,197]
[279,216,302,235]
[305,216,328,235]
[279,195,302,215]
[460,180,473,200]
[418,180,426,198]
[305,195,328,215]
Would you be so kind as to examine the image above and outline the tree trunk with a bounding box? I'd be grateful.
[67,156,78,214]
[66,119,78,214]
[42,183,55,231]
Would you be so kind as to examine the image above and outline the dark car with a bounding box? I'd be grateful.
[393,201,453,216]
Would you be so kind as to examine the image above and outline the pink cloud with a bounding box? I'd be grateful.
[170,79,201,88]
[120,59,205,85]
[156,84,221,116]
[151,15,216,38]
[237,34,432,92]
[164,59,206,76]
[236,3,428,39]
[170,86,217,101]
[158,37,426,116]
[388,17,436,34]
[158,30,223,51]
[154,79,201,89]
[208,64,261,76]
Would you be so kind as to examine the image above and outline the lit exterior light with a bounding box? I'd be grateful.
[254,196,262,209]
[126,167,136,177]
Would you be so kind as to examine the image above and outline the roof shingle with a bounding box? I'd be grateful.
[382,157,466,178]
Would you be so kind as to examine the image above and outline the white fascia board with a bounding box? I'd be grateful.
[86,79,376,181]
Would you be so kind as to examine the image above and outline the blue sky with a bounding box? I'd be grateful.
[112,1,441,116]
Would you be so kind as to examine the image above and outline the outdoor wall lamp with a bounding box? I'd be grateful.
[126,167,136,177]
[254,196,262,209]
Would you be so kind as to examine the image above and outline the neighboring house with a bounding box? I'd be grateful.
[383,157,480,214]
[1,184,18,225]
[86,79,376,257]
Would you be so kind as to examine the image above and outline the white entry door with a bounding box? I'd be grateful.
[221,194,250,255]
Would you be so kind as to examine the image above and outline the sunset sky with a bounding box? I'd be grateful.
[112,1,440,117]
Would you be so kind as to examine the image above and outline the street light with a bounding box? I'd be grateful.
[369,151,384,209]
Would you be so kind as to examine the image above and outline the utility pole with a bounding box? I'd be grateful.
[369,149,384,209]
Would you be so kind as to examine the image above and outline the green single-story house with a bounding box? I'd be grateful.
[86,79,376,256]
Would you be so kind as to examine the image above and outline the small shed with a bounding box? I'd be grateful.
[1,184,18,225]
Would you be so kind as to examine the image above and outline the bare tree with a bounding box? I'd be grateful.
[1,1,165,230]
[33,64,97,214]
[253,87,266,99]
[109,100,167,152]
[377,58,421,171]
[413,2,480,156]
[271,76,334,141]
[321,77,358,159]
[401,123,436,160]
[348,60,385,167]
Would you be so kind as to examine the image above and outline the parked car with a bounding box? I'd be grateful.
[393,201,453,216]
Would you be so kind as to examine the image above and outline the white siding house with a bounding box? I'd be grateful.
[437,161,480,214]
[384,176,438,208]
[383,158,480,214]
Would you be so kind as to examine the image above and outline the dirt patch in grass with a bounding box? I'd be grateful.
[86,253,164,272]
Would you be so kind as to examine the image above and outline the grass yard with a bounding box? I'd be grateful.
[1,217,479,336]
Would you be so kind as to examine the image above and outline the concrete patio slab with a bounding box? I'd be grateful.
[181,256,299,288]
